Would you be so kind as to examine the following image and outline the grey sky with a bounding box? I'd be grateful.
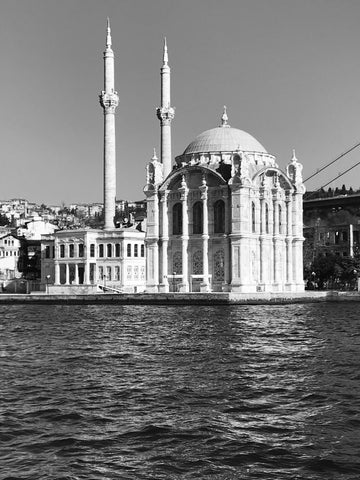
[0,0,359,204]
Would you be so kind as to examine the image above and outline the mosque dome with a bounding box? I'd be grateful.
[182,107,267,155]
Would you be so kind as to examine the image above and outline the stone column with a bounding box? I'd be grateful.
[199,176,210,292]
[159,190,169,292]
[54,262,60,285]
[272,197,281,287]
[259,195,266,285]
[84,237,90,285]
[145,189,160,292]
[223,189,230,288]
[179,175,189,292]
[292,191,304,289]
[285,196,293,287]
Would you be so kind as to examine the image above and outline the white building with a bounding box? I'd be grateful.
[16,217,58,240]
[41,226,145,293]
[0,233,21,281]
[144,43,305,293]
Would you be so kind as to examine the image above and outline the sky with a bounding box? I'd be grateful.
[1,0,360,205]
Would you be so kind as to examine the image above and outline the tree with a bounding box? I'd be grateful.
[0,213,10,226]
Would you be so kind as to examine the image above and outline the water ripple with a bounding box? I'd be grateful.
[1,303,360,479]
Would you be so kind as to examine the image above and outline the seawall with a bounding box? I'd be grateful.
[0,291,359,305]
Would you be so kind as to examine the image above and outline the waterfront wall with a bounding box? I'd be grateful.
[1,290,360,305]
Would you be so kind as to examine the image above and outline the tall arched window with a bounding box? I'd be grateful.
[252,202,256,233]
[193,202,203,234]
[173,203,182,235]
[278,205,282,234]
[214,200,225,233]
[265,204,269,234]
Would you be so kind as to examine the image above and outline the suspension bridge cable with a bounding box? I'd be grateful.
[303,140,360,183]
[306,158,360,199]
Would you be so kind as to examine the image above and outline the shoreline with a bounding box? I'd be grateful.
[0,290,359,305]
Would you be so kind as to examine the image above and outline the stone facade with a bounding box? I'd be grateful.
[144,42,305,293]
[41,227,145,293]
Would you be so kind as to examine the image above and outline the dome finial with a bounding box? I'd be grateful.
[152,148,158,161]
[221,105,230,127]
[292,148,298,162]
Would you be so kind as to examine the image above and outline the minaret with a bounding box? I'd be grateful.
[100,18,119,230]
[156,38,175,179]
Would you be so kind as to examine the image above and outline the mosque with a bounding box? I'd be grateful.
[40,22,305,295]
[144,41,305,293]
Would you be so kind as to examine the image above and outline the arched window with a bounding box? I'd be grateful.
[107,243,112,257]
[214,200,225,233]
[173,203,182,235]
[278,205,282,234]
[214,249,225,281]
[127,244,131,257]
[192,250,203,274]
[173,251,182,274]
[115,243,120,257]
[193,202,203,234]
[252,202,256,233]
[265,204,269,234]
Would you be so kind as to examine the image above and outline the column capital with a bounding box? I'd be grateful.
[160,189,169,202]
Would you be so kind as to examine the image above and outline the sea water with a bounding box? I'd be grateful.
[1,303,360,479]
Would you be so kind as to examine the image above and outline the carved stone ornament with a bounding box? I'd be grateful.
[287,149,303,185]
[100,91,119,112]
[146,159,163,186]
[156,106,175,125]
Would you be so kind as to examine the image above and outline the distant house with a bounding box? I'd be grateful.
[15,217,58,240]
[0,233,21,281]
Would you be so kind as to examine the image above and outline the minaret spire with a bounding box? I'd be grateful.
[163,37,168,65]
[157,38,175,178]
[100,19,119,230]
[106,17,112,49]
